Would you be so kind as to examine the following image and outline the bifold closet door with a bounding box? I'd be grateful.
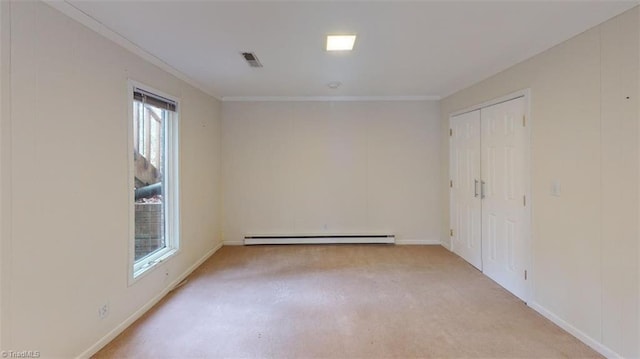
[480,97,528,301]
[449,110,482,270]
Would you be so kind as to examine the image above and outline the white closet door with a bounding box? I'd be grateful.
[480,97,528,301]
[450,110,482,270]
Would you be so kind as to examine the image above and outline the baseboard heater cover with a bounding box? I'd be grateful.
[243,234,395,245]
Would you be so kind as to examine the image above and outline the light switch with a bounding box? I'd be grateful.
[550,180,561,197]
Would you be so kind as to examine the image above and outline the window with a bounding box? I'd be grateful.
[130,83,179,279]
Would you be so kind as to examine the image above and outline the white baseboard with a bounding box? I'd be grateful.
[528,301,621,359]
[77,241,223,359]
[440,239,452,251]
[395,238,441,245]
[223,240,244,246]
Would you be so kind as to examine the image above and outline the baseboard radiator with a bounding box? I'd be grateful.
[244,234,395,245]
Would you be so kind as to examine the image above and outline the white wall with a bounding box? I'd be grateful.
[222,101,441,245]
[0,0,8,352]
[440,8,639,358]
[1,2,222,357]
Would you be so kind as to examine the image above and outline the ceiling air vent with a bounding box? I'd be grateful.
[242,52,263,68]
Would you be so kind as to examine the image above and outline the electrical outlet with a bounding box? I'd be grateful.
[98,303,109,320]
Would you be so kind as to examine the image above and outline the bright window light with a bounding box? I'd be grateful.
[326,35,356,51]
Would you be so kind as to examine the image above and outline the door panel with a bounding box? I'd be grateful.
[449,110,482,270]
[480,97,528,301]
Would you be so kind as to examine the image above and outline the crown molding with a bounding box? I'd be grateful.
[44,0,222,101]
[222,95,441,102]
[43,2,442,104]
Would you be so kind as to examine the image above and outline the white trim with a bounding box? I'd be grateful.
[222,95,440,102]
[440,240,452,251]
[223,240,244,246]
[127,80,181,285]
[43,1,222,101]
[395,238,441,245]
[126,81,136,284]
[528,302,621,359]
[523,89,533,304]
[450,88,530,117]
[77,241,223,359]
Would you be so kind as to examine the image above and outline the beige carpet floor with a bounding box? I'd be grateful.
[94,245,600,358]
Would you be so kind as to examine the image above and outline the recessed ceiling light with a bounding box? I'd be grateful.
[326,35,356,51]
[327,81,342,89]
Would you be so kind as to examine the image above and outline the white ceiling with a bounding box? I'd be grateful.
[66,0,638,100]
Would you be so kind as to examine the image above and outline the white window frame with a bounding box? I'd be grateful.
[128,80,181,284]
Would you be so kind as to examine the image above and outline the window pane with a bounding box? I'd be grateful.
[133,101,167,261]
[149,111,160,168]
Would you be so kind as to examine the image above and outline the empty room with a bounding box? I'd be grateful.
[1,1,639,358]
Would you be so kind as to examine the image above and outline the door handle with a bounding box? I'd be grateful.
[474,179,479,198]
[481,180,486,199]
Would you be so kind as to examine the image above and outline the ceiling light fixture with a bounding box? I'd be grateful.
[326,35,356,51]
[327,81,342,89]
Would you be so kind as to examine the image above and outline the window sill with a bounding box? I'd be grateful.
[130,248,179,285]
